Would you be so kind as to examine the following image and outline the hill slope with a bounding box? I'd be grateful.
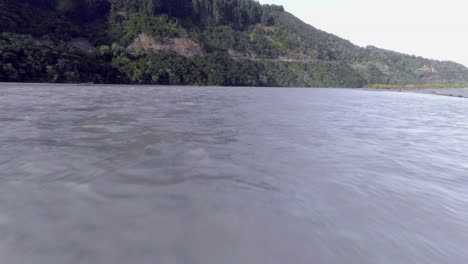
[1,0,468,87]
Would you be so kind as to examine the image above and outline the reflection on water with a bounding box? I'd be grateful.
[1,83,468,263]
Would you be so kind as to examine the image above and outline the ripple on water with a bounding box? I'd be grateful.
[0,85,468,264]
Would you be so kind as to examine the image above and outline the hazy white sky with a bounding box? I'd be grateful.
[259,0,468,66]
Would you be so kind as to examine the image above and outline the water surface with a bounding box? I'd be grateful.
[1,83,468,263]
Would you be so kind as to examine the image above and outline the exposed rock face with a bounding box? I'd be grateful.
[70,38,96,53]
[351,62,391,75]
[33,36,53,46]
[418,65,439,73]
[374,63,390,74]
[128,33,202,57]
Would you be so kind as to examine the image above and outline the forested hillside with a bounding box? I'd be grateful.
[1,0,468,87]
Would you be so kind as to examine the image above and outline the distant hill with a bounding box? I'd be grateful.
[1,0,468,87]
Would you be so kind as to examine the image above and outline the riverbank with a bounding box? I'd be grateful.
[367,86,468,98]
[406,88,468,98]
[367,83,468,89]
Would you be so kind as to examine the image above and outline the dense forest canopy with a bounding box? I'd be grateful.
[1,0,468,87]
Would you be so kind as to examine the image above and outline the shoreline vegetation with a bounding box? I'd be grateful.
[366,83,468,89]
[2,0,468,87]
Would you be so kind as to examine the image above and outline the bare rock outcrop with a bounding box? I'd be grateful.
[128,33,202,57]
[418,65,439,73]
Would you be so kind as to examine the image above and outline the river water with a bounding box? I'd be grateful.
[1,83,468,264]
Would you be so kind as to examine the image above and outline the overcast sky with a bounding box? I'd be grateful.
[259,0,468,66]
